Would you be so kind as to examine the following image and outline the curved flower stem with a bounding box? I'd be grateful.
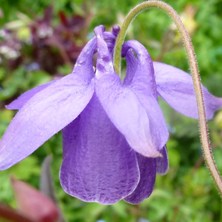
[113,0,222,195]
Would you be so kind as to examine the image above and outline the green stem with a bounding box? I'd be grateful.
[113,0,222,195]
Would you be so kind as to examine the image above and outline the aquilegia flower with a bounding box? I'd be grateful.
[0,25,221,204]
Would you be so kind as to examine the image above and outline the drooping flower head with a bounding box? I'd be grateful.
[0,25,221,204]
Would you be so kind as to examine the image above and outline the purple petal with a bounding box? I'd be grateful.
[6,81,56,110]
[71,38,96,80]
[123,48,138,84]
[73,29,116,77]
[96,74,165,157]
[95,36,168,157]
[154,62,222,119]
[124,154,156,204]
[6,37,98,111]
[123,40,157,97]
[95,27,168,157]
[135,92,169,152]
[124,42,169,152]
[0,74,94,170]
[156,146,169,175]
[94,25,114,78]
[60,95,139,204]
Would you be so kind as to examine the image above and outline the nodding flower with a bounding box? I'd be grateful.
[0,25,221,204]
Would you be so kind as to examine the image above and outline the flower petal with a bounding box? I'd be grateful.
[6,81,56,110]
[71,37,96,80]
[60,95,139,204]
[156,146,169,175]
[96,74,163,157]
[123,40,157,97]
[154,62,222,119]
[124,41,169,152]
[124,154,156,204]
[96,37,168,157]
[135,92,169,152]
[6,36,98,111]
[0,74,94,170]
[94,25,114,78]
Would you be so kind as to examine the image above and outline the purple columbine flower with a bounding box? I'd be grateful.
[0,25,221,204]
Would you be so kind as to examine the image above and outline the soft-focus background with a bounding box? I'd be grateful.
[1,0,222,221]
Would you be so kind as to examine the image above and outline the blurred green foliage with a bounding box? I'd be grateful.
[1,0,222,221]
